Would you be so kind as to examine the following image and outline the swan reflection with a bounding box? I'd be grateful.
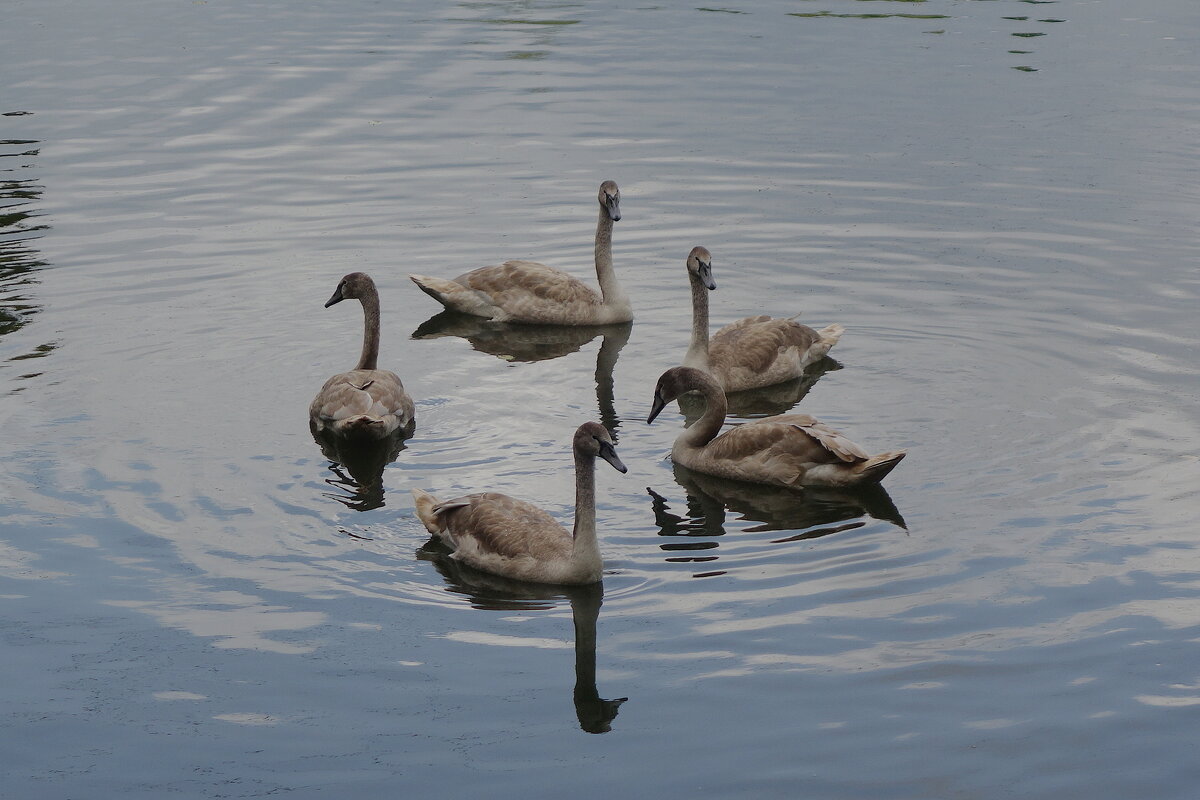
[648,463,905,566]
[676,356,841,423]
[413,312,631,437]
[417,542,627,733]
[310,420,409,511]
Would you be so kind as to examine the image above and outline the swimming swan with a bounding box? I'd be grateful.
[413,422,627,584]
[683,246,843,392]
[309,272,415,439]
[409,181,630,325]
[647,367,904,488]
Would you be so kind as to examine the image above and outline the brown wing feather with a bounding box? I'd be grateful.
[435,492,572,561]
[456,261,602,315]
[709,316,820,375]
[702,414,869,474]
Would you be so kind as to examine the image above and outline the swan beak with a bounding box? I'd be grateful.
[698,260,716,291]
[597,440,627,474]
[606,196,621,222]
[647,393,667,425]
[325,284,346,308]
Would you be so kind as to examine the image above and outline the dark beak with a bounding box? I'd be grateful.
[647,392,667,425]
[597,440,628,474]
[325,284,345,308]
[606,195,621,222]
[698,260,716,291]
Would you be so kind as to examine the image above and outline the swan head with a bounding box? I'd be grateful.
[686,246,715,291]
[598,180,621,222]
[325,272,376,308]
[574,421,627,473]
[647,367,718,424]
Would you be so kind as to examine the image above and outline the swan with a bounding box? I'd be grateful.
[413,422,627,584]
[682,246,843,392]
[409,181,631,325]
[309,272,415,439]
[647,367,904,488]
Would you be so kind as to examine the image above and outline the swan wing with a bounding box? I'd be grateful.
[694,413,867,484]
[433,492,572,561]
[709,316,820,376]
[769,413,870,462]
[456,261,603,320]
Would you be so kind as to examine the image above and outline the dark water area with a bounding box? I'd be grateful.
[3,1,1200,797]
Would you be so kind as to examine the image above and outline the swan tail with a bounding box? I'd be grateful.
[851,451,906,484]
[800,322,844,367]
[409,274,500,318]
[818,323,845,349]
[332,414,393,439]
[411,488,444,534]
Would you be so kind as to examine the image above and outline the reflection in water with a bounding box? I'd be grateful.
[310,420,410,511]
[677,356,840,423]
[648,464,905,573]
[0,130,56,388]
[418,542,627,733]
[413,312,631,437]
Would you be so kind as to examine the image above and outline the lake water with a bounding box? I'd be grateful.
[3,0,1200,796]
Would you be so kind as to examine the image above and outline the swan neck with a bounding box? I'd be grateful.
[571,450,600,560]
[593,207,624,306]
[355,289,381,371]
[682,381,727,448]
[686,271,711,365]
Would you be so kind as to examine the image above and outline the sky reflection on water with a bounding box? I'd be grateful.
[3,0,1200,797]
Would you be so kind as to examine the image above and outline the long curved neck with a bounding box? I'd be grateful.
[680,380,727,449]
[571,450,600,560]
[686,271,711,366]
[355,290,381,371]
[593,207,625,307]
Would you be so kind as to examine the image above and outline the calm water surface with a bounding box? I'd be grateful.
[3,1,1200,797]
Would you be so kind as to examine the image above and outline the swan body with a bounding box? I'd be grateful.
[647,367,904,488]
[410,181,631,325]
[413,422,627,584]
[310,272,415,439]
[682,246,843,392]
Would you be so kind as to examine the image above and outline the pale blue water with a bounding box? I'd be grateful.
[3,1,1200,797]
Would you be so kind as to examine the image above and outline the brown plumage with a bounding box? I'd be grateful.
[409,181,631,325]
[309,272,415,439]
[647,367,905,488]
[412,422,627,584]
[682,246,843,392]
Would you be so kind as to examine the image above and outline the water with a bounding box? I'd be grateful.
[3,0,1200,796]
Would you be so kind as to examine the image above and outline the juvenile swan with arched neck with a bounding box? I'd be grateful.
[647,367,904,488]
